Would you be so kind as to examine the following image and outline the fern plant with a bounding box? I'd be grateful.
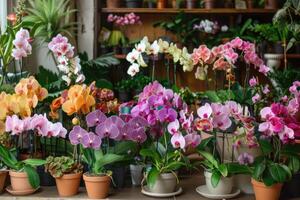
[23,0,77,43]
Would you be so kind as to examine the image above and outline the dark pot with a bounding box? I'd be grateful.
[295,42,300,54]
[147,1,156,8]
[257,41,268,55]
[186,0,197,9]
[125,0,143,8]
[99,46,112,55]
[112,166,127,188]
[37,166,56,186]
[224,0,233,8]
[280,172,300,199]
[273,42,284,54]
[118,90,131,102]
[113,46,122,55]
[122,46,132,55]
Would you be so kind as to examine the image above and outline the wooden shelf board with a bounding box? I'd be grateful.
[102,8,277,14]
[286,54,300,59]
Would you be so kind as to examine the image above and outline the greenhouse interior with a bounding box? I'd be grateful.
[0,0,300,199]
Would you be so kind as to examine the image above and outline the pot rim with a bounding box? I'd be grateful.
[9,170,27,177]
[251,178,283,188]
[55,172,82,180]
[83,173,111,182]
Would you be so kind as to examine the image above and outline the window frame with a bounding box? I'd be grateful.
[0,0,7,33]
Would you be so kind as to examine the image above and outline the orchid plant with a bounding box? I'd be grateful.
[48,34,85,86]
[68,109,148,176]
[121,81,201,188]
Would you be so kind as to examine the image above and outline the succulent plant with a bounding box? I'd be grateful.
[45,156,83,178]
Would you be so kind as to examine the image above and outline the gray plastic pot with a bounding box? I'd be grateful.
[125,0,143,8]
[148,173,177,193]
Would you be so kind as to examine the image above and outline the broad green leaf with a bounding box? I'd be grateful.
[140,149,160,162]
[218,164,228,177]
[288,156,300,174]
[211,170,221,188]
[198,151,219,169]
[24,165,40,189]
[258,140,273,155]
[253,161,266,180]
[95,154,124,169]
[23,159,45,167]
[163,162,185,172]
[147,167,159,188]
[269,164,287,183]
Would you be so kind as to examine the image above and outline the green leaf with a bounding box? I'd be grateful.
[253,161,266,180]
[24,165,40,189]
[288,156,300,174]
[227,163,251,175]
[164,162,185,172]
[198,151,219,169]
[140,149,160,162]
[280,164,292,180]
[269,163,287,183]
[147,167,159,188]
[258,140,273,155]
[218,164,228,177]
[23,159,45,167]
[211,170,221,188]
[95,154,124,169]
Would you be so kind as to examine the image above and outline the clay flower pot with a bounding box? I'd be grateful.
[55,173,82,197]
[106,0,122,8]
[83,174,111,199]
[204,0,215,9]
[0,171,8,193]
[157,0,167,9]
[186,0,197,9]
[251,179,283,200]
[148,173,177,193]
[246,0,254,9]
[9,170,33,191]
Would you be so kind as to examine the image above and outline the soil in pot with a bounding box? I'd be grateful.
[0,171,8,193]
[37,166,55,186]
[106,0,122,8]
[251,179,282,200]
[55,173,82,197]
[9,171,33,191]
[83,174,111,199]
[125,0,143,8]
[204,171,233,195]
[204,0,215,9]
[148,173,177,193]
[186,0,197,8]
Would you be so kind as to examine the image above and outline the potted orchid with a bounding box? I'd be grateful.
[69,110,146,198]
[125,81,201,195]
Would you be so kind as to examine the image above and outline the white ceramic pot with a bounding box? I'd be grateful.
[148,173,177,193]
[264,54,283,70]
[234,174,253,194]
[204,171,233,195]
[130,164,143,186]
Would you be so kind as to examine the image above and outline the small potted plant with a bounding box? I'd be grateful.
[106,0,122,8]
[186,0,197,8]
[157,0,167,8]
[69,110,126,199]
[203,0,215,9]
[0,144,45,194]
[44,156,83,197]
[125,81,201,196]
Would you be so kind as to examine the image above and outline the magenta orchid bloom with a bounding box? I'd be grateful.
[86,110,107,127]
[185,134,201,148]
[237,153,254,165]
[157,107,177,123]
[130,127,147,144]
[81,132,102,149]
[5,115,24,135]
[167,119,180,135]
[95,118,120,139]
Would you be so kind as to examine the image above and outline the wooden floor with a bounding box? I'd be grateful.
[1,174,256,200]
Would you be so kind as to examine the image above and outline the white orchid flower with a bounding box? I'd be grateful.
[127,63,140,76]
[126,49,140,63]
[57,64,70,74]
[76,74,85,83]
[148,40,160,55]
[195,65,208,80]
[62,75,71,85]
[158,39,169,53]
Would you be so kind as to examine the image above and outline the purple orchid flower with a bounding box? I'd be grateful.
[69,125,88,145]
[95,118,120,139]
[157,107,177,123]
[86,110,107,127]
[184,134,201,148]
[149,122,163,139]
[129,116,148,129]
[116,123,134,141]
[167,119,180,135]
[130,127,147,143]
[171,133,186,149]
[81,132,102,149]
[237,153,254,165]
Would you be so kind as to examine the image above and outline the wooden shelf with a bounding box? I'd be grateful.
[286,54,300,59]
[101,8,277,14]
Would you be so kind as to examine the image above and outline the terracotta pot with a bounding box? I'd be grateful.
[106,0,122,8]
[83,174,111,199]
[157,0,167,9]
[0,171,8,193]
[204,171,233,195]
[172,0,179,8]
[246,0,254,9]
[204,0,214,9]
[9,170,33,191]
[55,173,82,197]
[148,173,177,193]
[186,0,197,9]
[265,0,278,9]
[251,179,283,200]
